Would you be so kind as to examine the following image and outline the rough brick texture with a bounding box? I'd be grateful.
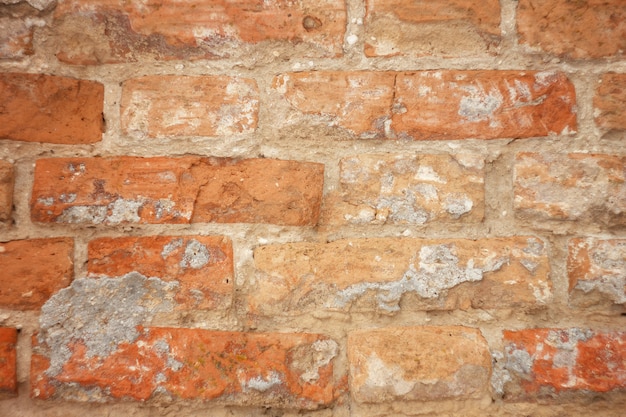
[364,0,500,57]
[0,160,13,222]
[0,328,17,398]
[88,235,233,310]
[275,71,576,140]
[348,326,491,402]
[0,73,104,144]
[517,0,626,59]
[0,18,36,59]
[251,237,551,315]
[121,75,259,138]
[31,157,324,226]
[595,73,626,131]
[514,153,626,226]
[501,329,626,400]
[52,0,347,64]
[0,238,73,310]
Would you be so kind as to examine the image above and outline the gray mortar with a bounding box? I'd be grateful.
[180,239,211,269]
[161,238,184,258]
[38,272,180,376]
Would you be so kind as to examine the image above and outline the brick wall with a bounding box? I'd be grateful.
[0,1,625,416]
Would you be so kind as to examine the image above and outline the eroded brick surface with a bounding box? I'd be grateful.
[121,75,259,138]
[88,235,233,310]
[321,154,484,225]
[0,17,36,59]
[364,0,500,57]
[251,237,551,315]
[0,238,73,310]
[517,0,626,59]
[500,329,626,400]
[0,73,104,144]
[52,0,346,64]
[31,157,324,226]
[348,326,491,402]
[275,71,576,140]
[0,328,17,398]
[595,73,626,131]
[514,153,626,226]
[0,160,14,222]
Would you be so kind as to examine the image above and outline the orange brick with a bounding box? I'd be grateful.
[121,75,259,138]
[514,153,626,226]
[595,73,626,131]
[0,73,103,144]
[348,326,491,402]
[0,160,14,222]
[0,328,17,398]
[321,154,484,225]
[517,0,626,59]
[251,237,551,315]
[52,0,346,64]
[275,71,576,140]
[31,157,324,226]
[501,329,626,400]
[364,0,500,57]
[0,238,74,310]
[88,235,233,310]
[32,327,337,408]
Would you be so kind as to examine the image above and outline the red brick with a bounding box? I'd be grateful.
[517,0,626,59]
[0,238,73,310]
[321,154,484,225]
[52,0,346,64]
[364,0,500,57]
[501,329,626,400]
[514,153,626,226]
[274,71,576,140]
[31,157,324,226]
[595,73,626,131]
[0,73,103,144]
[348,326,491,402]
[32,327,337,408]
[0,160,14,222]
[121,75,259,138]
[88,235,233,310]
[251,237,551,315]
[0,328,17,398]
[568,238,626,305]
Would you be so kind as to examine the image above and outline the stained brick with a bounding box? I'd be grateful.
[121,75,259,138]
[52,0,346,64]
[364,0,500,57]
[0,238,73,310]
[31,157,324,226]
[0,18,35,59]
[251,237,551,315]
[274,71,576,140]
[517,0,626,59]
[595,73,626,131]
[0,328,17,398]
[514,153,626,226]
[88,235,233,310]
[501,329,626,400]
[348,326,491,402]
[321,154,484,225]
[0,160,14,222]
[0,73,104,144]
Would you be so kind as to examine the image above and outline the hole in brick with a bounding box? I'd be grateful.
[302,16,322,31]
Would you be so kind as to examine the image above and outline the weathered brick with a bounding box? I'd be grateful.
[0,238,73,310]
[321,154,484,225]
[364,0,500,57]
[274,71,576,140]
[501,329,626,400]
[0,328,17,398]
[348,326,491,402]
[88,235,233,310]
[514,153,626,226]
[517,0,626,59]
[31,157,324,226]
[52,0,346,64]
[0,73,104,144]
[32,325,337,408]
[568,238,625,305]
[0,17,36,59]
[251,237,550,315]
[595,73,626,131]
[0,160,14,222]
[121,75,259,138]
